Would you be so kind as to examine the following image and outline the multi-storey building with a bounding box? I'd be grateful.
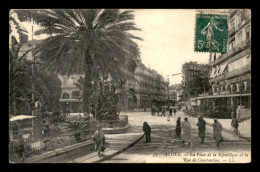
[18,40,42,61]
[181,61,211,99]
[120,62,169,110]
[59,61,169,112]
[197,9,251,119]
[19,41,168,112]
[169,84,182,102]
[58,74,84,113]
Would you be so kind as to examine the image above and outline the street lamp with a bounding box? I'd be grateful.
[66,102,69,115]
[239,82,243,106]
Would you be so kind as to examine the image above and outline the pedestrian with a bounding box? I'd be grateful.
[213,118,223,147]
[43,124,51,138]
[43,124,51,147]
[143,122,151,143]
[197,116,206,144]
[166,109,170,121]
[162,108,165,117]
[93,125,106,157]
[181,117,191,147]
[78,114,82,121]
[51,123,61,138]
[175,117,182,139]
[231,113,239,135]
[151,106,154,116]
[169,108,172,117]
[173,108,176,116]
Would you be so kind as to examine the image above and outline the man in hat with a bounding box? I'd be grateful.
[181,117,191,147]
[213,118,223,147]
[231,113,239,135]
[93,125,106,157]
[197,116,206,144]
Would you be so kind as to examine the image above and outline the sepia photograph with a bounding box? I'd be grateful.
[9,9,251,163]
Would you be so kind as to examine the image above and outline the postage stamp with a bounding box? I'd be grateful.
[195,13,229,53]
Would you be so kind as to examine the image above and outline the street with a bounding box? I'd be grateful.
[101,111,251,163]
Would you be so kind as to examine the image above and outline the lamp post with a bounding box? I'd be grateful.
[67,102,69,115]
[239,82,243,106]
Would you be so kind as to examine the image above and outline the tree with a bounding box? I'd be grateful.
[9,10,29,116]
[15,9,142,115]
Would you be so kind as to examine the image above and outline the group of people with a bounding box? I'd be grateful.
[175,116,224,147]
[91,113,239,157]
[151,106,177,118]
[142,115,225,147]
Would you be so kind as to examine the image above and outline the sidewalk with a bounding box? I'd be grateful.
[70,130,144,163]
[202,117,251,139]
[180,110,251,139]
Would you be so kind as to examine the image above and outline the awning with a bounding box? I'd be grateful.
[196,93,251,100]
[10,115,36,122]
[215,65,221,76]
[218,63,228,75]
[60,99,82,102]
[210,67,216,78]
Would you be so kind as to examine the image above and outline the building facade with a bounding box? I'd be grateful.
[181,61,211,100]
[199,9,251,119]
[58,74,84,113]
[58,62,169,112]
[119,62,169,110]
[169,84,182,102]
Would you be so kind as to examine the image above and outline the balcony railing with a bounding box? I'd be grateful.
[209,63,251,84]
[209,39,251,66]
[229,27,236,37]
[225,63,251,79]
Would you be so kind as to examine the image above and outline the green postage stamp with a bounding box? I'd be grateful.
[195,12,229,53]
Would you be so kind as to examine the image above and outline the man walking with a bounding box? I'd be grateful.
[173,108,177,116]
[169,108,173,117]
[213,118,223,147]
[175,117,182,139]
[181,117,191,147]
[231,113,239,136]
[93,125,106,157]
[143,122,151,143]
[197,116,206,144]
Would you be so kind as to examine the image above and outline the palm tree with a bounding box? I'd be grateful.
[15,9,142,114]
[65,120,88,142]
[9,10,30,116]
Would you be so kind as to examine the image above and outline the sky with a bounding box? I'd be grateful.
[11,9,211,85]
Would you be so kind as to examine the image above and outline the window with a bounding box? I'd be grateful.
[72,91,80,99]
[230,18,235,28]
[63,77,68,87]
[62,93,69,99]
[237,12,242,25]
[246,31,250,41]
[72,77,78,85]
[237,32,242,44]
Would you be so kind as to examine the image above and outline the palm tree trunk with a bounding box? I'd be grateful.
[82,50,93,114]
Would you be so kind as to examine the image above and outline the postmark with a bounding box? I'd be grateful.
[195,12,228,53]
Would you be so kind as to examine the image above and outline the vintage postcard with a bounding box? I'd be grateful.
[9,9,251,163]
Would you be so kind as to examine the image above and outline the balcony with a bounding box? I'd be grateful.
[225,63,251,79]
[228,27,236,37]
[209,74,225,84]
[209,39,251,66]
[209,62,250,84]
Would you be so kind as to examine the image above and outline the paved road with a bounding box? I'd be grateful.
[103,111,251,163]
